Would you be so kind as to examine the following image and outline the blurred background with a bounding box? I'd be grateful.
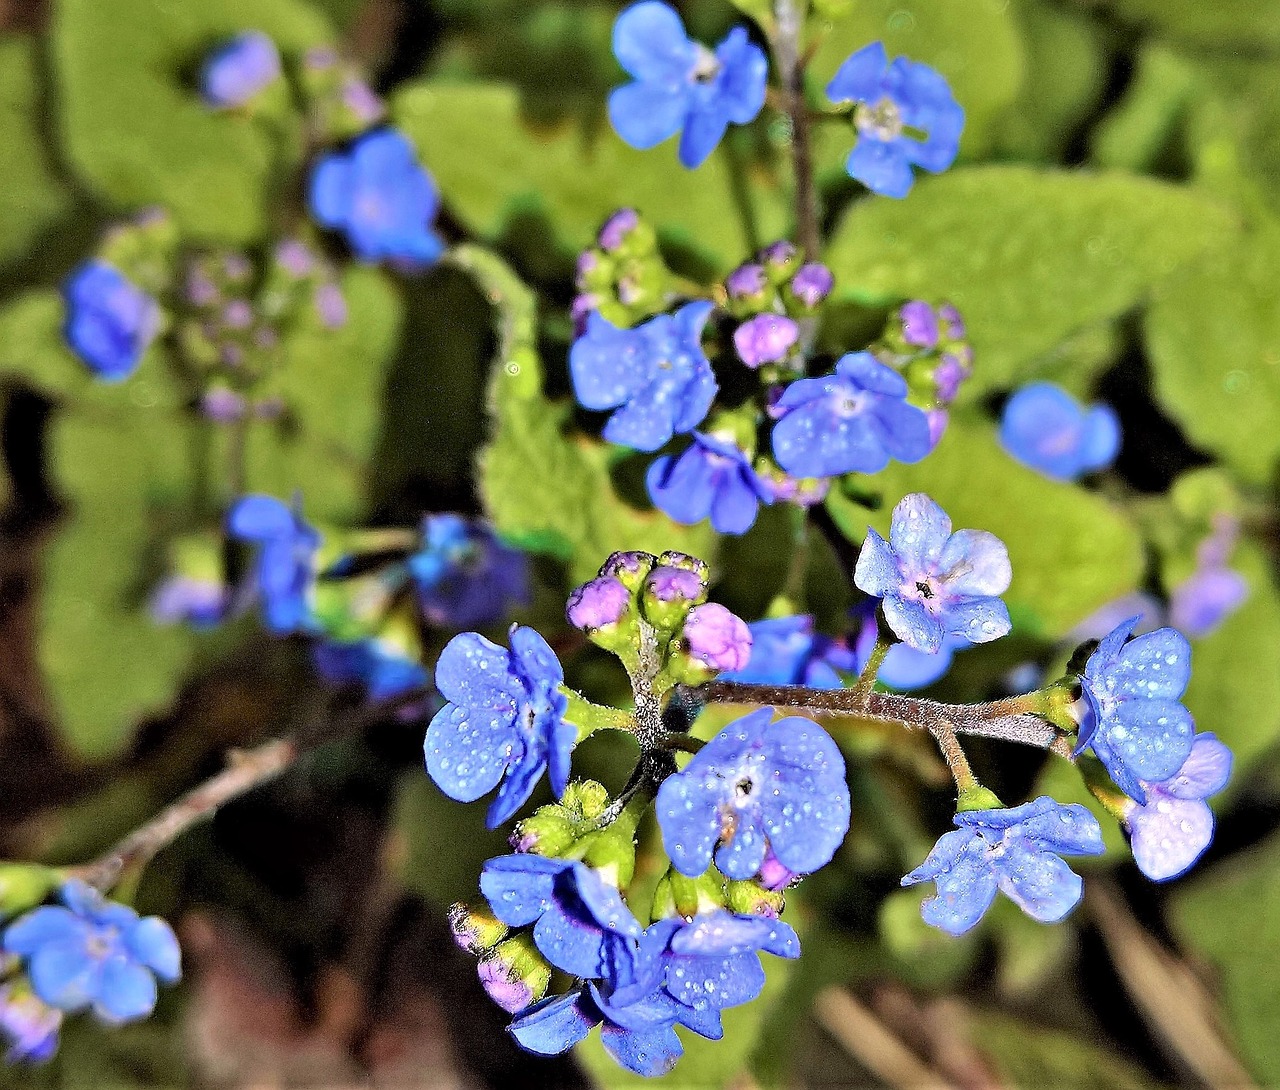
[0,0,1278,1085]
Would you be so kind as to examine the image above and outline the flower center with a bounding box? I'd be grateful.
[855,96,904,142]
[691,44,721,85]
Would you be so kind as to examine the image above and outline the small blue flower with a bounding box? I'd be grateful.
[655,708,850,880]
[646,432,772,535]
[308,128,444,267]
[0,982,61,1064]
[408,515,531,629]
[3,881,181,1023]
[149,575,229,629]
[1169,567,1248,639]
[62,261,160,382]
[719,615,855,689]
[824,42,963,198]
[425,626,573,827]
[770,352,932,479]
[999,382,1120,481]
[200,31,281,109]
[570,303,717,452]
[901,797,1105,935]
[227,494,320,635]
[1126,733,1231,882]
[313,637,428,701]
[1077,618,1196,803]
[608,1,768,169]
[854,493,1012,654]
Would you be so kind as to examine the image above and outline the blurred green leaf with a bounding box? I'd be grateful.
[825,411,1145,638]
[1090,44,1198,173]
[808,0,1026,159]
[458,244,719,583]
[1079,0,1280,52]
[1171,829,1280,1084]
[42,410,199,757]
[0,36,74,270]
[53,0,333,243]
[1147,221,1280,486]
[393,82,786,271]
[249,264,403,523]
[0,289,91,395]
[825,166,1234,395]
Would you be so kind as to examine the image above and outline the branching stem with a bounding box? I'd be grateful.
[772,0,820,259]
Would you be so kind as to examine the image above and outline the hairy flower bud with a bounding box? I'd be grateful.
[448,903,508,954]
[599,550,656,592]
[787,263,834,309]
[681,603,752,674]
[642,565,708,631]
[477,934,550,1013]
[734,313,799,368]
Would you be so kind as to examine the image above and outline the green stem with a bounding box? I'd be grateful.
[781,507,811,607]
[720,133,762,254]
[771,0,820,258]
[561,688,637,742]
[852,636,891,701]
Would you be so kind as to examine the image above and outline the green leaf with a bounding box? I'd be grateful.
[393,82,786,271]
[824,166,1235,394]
[825,411,1145,638]
[1171,830,1280,1083]
[248,264,403,523]
[0,289,91,395]
[1083,0,1280,52]
[1090,44,1198,174]
[0,36,74,269]
[459,245,719,583]
[1146,221,1280,486]
[52,0,333,243]
[808,0,1026,160]
[41,409,200,757]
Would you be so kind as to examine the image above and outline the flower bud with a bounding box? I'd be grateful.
[760,240,798,282]
[938,302,965,340]
[477,934,550,1013]
[756,848,798,892]
[657,551,709,581]
[682,603,752,672]
[734,313,799,368]
[642,565,707,630]
[599,550,655,592]
[727,879,786,918]
[724,263,770,316]
[787,262,834,310]
[651,868,725,920]
[508,808,577,857]
[900,300,939,349]
[598,208,640,253]
[0,980,61,1064]
[448,903,508,954]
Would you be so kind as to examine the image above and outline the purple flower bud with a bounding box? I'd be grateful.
[938,303,965,340]
[575,250,599,285]
[448,903,507,954]
[566,576,631,631]
[757,848,798,891]
[600,550,655,589]
[789,263,834,308]
[934,351,971,405]
[646,565,704,604]
[658,551,709,578]
[315,282,348,329]
[734,313,800,368]
[222,253,252,283]
[725,263,767,300]
[341,78,385,125]
[900,301,939,349]
[200,31,281,110]
[760,466,830,507]
[570,293,596,335]
[184,267,219,307]
[926,408,949,449]
[683,602,752,672]
[598,208,639,253]
[200,387,246,423]
[219,343,244,368]
[1169,567,1248,638]
[478,956,534,1013]
[760,240,797,269]
[304,46,339,72]
[222,299,253,330]
[275,239,316,278]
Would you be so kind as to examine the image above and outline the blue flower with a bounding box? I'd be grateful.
[425,626,573,827]
[199,31,281,109]
[999,382,1120,481]
[1077,618,1196,803]
[0,982,61,1064]
[608,1,768,169]
[770,352,932,479]
[1169,567,1248,639]
[824,42,963,198]
[308,128,444,267]
[149,575,229,629]
[62,261,160,382]
[901,797,1104,935]
[655,707,850,880]
[313,637,428,701]
[719,615,855,689]
[570,303,717,452]
[854,493,1012,654]
[3,881,181,1023]
[646,432,772,535]
[227,494,320,635]
[1126,733,1231,882]
[408,514,530,629]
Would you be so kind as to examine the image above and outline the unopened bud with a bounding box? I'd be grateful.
[676,603,752,681]
[599,550,655,592]
[642,565,707,630]
[734,313,799,368]
[0,865,59,920]
[448,903,508,954]
[477,934,550,1013]
[787,263,834,310]
[727,878,786,918]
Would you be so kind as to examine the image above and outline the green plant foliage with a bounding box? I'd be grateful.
[808,0,1026,159]
[0,36,74,270]
[825,411,1144,638]
[1090,44,1198,173]
[1171,830,1280,1083]
[41,410,200,757]
[0,289,88,396]
[393,82,787,271]
[459,245,719,584]
[52,0,333,243]
[1082,0,1280,52]
[1147,221,1280,486]
[824,166,1235,395]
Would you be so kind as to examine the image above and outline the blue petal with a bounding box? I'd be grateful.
[600,1020,683,1077]
[907,833,998,936]
[124,919,181,984]
[1162,733,1232,800]
[612,1,695,82]
[888,493,951,571]
[1129,796,1213,882]
[678,104,729,168]
[944,597,1012,645]
[227,495,294,542]
[713,813,768,880]
[571,864,643,939]
[547,716,576,799]
[1106,699,1195,784]
[509,989,599,1055]
[999,382,1090,480]
[533,898,608,978]
[608,81,689,151]
[665,950,765,1011]
[646,446,716,526]
[708,468,763,535]
[877,640,956,691]
[852,528,900,598]
[1018,800,1105,856]
[1110,627,1192,702]
[510,625,564,688]
[486,745,545,827]
[424,703,515,804]
[308,156,353,228]
[603,393,680,452]
[882,594,946,653]
[825,41,887,104]
[846,138,915,198]
[902,827,975,884]
[836,351,909,396]
[713,28,768,124]
[1079,405,1121,472]
[434,632,517,710]
[570,312,652,411]
[3,908,86,957]
[869,397,933,462]
[29,941,101,1012]
[937,530,1012,597]
[479,854,568,926]
[93,956,157,1024]
[996,846,1083,924]
[654,770,722,877]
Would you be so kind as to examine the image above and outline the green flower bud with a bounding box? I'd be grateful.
[0,865,59,921]
[652,868,725,920]
[478,934,551,1013]
[726,879,786,918]
[448,903,508,955]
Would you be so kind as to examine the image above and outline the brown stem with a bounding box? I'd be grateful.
[72,686,431,892]
[931,718,976,791]
[772,0,820,259]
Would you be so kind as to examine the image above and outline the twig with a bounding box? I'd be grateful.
[772,0,820,259]
[73,686,431,892]
[814,987,952,1089]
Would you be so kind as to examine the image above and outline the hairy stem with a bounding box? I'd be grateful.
[931,718,976,791]
[772,0,820,259]
[73,686,431,892]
